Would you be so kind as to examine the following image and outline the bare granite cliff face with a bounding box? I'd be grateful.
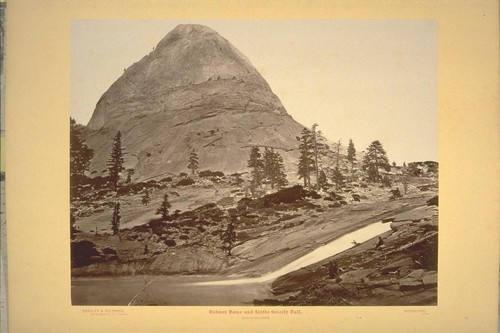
[84,24,304,180]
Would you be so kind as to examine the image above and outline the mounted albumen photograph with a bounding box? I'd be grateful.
[70,20,438,306]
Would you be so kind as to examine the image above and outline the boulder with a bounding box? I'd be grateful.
[398,266,412,277]
[399,278,424,291]
[324,282,351,297]
[390,221,413,231]
[426,196,438,206]
[418,218,438,231]
[393,206,435,222]
[164,239,177,247]
[102,247,117,255]
[365,279,393,288]
[339,269,377,284]
[382,257,414,273]
[371,288,405,298]
[422,273,438,287]
[407,269,425,279]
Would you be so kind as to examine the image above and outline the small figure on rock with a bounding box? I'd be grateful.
[375,236,384,250]
[328,260,341,281]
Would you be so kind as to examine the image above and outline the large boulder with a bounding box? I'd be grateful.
[382,257,415,273]
[422,273,438,287]
[339,269,377,284]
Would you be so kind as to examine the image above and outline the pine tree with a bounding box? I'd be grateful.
[247,147,264,192]
[318,169,328,190]
[362,140,390,181]
[347,139,356,180]
[141,189,151,206]
[275,152,288,190]
[263,148,276,189]
[331,140,343,169]
[156,194,171,221]
[111,202,121,236]
[187,149,199,176]
[332,167,344,190]
[220,221,237,255]
[309,124,332,190]
[263,148,287,190]
[107,131,125,190]
[70,118,94,190]
[297,128,315,188]
[311,124,320,190]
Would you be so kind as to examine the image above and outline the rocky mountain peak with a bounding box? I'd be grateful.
[84,25,304,180]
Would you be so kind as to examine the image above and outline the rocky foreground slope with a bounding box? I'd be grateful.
[72,177,438,305]
[261,202,438,306]
[84,24,304,180]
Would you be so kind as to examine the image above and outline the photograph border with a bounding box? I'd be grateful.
[5,0,499,332]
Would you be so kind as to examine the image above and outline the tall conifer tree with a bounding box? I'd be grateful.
[187,149,199,176]
[156,194,171,221]
[247,147,264,192]
[362,140,390,181]
[347,139,356,180]
[297,128,315,188]
[107,131,125,190]
[111,202,121,236]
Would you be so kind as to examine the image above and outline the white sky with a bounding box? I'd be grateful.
[72,20,438,165]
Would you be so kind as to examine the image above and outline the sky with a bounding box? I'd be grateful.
[72,20,437,165]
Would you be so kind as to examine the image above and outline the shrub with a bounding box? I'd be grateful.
[309,192,321,199]
[244,185,316,209]
[164,239,176,247]
[176,178,195,186]
[199,170,225,178]
[160,177,173,182]
[117,180,164,196]
[71,240,100,267]
[102,247,117,255]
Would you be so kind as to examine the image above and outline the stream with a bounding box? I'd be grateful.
[72,221,391,306]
